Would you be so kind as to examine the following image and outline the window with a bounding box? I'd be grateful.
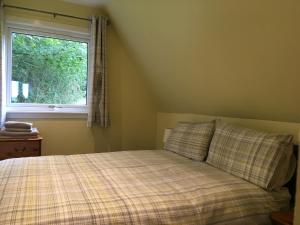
[6,22,90,118]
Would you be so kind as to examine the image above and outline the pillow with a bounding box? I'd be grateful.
[164,121,215,161]
[206,120,294,191]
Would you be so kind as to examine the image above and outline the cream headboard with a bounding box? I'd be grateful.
[157,112,300,148]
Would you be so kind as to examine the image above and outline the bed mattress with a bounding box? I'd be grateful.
[0,150,290,225]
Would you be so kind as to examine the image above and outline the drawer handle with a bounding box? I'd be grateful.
[14,147,26,152]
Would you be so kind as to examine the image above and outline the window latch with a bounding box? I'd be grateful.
[48,105,62,109]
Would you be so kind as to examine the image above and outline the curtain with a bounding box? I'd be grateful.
[0,0,6,127]
[87,16,109,128]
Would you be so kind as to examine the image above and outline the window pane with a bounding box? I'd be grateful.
[11,32,88,105]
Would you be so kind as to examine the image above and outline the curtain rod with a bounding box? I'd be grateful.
[3,4,97,23]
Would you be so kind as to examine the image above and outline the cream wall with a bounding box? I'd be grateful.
[105,0,300,123]
[4,0,158,155]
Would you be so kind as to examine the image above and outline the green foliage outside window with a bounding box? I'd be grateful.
[11,32,88,105]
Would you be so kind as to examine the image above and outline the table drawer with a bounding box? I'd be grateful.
[0,140,41,160]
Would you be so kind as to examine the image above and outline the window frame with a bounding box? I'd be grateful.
[5,20,91,118]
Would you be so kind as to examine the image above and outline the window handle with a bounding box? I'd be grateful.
[48,105,62,109]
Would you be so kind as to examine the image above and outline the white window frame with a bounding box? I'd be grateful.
[5,19,91,119]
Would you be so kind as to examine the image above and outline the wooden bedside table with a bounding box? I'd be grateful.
[0,137,42,160]
[270,211,294,225]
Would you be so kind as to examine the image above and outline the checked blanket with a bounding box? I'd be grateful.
[0,150,290,225]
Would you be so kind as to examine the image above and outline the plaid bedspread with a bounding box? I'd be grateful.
[0,150,290,225]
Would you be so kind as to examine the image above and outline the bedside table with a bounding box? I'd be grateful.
[0,137,42,160]
[270,210,294,225]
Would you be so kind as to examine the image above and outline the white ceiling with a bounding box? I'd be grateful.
[62,0,107,7]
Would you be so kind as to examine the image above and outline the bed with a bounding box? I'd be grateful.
[0,150,291,225]
[0,123,291,225]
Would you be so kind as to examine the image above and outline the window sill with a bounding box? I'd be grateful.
[6,107,87,119]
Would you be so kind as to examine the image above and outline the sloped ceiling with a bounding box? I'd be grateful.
[104,0,300,122]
